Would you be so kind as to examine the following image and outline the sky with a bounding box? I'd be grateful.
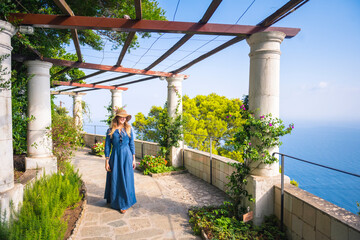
[52,0,360,128]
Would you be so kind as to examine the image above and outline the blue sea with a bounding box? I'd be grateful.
[84,122,360,215]
[280,122,360,215]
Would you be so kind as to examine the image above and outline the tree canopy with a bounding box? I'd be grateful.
[132,93,247,155]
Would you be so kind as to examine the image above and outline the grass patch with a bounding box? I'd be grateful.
[189,202,287,240]
[0,162,83,240]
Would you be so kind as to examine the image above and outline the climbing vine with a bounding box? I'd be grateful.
[224,97,294,218]
[157,85,184,161]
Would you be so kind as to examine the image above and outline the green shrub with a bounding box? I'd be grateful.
[91,141,105,156]
[0,162,82,240]
[139,155,177,175]
[189,203,287,239]
[50,110,83,168]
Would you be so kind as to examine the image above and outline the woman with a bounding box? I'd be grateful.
[104,109,136,213]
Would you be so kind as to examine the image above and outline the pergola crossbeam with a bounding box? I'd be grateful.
[51,91,86,96]
[19,57,188,78]
[9,13,300,38]
[53,81,128,90]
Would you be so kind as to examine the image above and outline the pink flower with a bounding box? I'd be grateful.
[249,142,251,145]
[226,116,229,118]
[269,123,273,126]
[260,115,264,119]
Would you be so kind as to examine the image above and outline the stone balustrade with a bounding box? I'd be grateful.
[274,184,360,240]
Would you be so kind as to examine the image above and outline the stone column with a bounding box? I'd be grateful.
[165,76,184,167]
[111,89,123,114]
[0,20,24,220]
[245,31,289,225]
[73,94,83,128]
[25,60,57,174]
[247,31,285,176]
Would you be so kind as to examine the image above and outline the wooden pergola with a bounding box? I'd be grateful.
[9,0,308,93]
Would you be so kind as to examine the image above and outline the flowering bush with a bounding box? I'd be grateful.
[91,141,105,156]
[221,100,294,218]
[139,155,176,175]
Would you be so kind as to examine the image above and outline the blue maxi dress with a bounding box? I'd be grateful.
[104,128,137,210]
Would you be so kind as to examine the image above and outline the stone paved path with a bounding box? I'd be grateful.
[72,148,228,240]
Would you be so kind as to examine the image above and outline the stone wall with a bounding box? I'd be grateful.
[83,133,106,148]
[274,184,360,240]
[183,148,237,192]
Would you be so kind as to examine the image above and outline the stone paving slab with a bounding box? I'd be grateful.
[72,148,228,240]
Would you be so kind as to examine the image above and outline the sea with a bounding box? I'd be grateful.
[83,122,360,215]
[279,122,360,215]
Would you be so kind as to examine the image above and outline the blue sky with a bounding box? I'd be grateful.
[53,0,360,127]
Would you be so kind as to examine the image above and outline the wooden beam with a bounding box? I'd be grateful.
[75,76,157,93]
[172,36,245,73]
[51,91,86,95]
[258,0,308,27]
[199,0,222,24]
[9,13,300,38]
[135,0,142,20]
[116,32,136,66]
[60,73,134,92]
[53,81,128,90]
[172,0,308,73]
[71,70,106,82]
[53,66,72,77]
[145,0,222,71]
[18,57,189,78]
[53,0,83,62]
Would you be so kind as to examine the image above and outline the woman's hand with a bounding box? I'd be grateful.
[105,158,111,172]
[132,155,136,170]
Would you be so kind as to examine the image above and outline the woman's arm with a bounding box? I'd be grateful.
[105,129,111,171]
[129,128,136,169]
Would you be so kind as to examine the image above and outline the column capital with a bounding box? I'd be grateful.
[0,20,16,51]
[247,31,286,57]
[25,60,53,71]
[73,94,82,101]
[111,88,123,96]
[165,76,184,84]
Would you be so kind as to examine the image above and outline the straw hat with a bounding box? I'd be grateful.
[115,109,131,121]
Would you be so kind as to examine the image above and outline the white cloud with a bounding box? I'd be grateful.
[318,81,328,89]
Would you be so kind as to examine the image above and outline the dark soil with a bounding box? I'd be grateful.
[62,199,85,240]
[13,154,26,180]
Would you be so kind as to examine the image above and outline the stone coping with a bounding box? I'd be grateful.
[134,139,159,146]
[275,183,360,232]
[184,147,238,165]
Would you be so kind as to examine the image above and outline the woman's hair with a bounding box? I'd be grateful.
[108,116,131,138]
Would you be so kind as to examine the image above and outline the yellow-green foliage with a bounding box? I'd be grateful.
[0,163,82,240]
[183,94,246,155]
[290,179,299,187]
[133,93,246,159]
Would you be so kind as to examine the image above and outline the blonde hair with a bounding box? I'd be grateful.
[108,116,131,138]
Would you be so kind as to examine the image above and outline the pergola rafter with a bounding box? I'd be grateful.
[53,0,82,62]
